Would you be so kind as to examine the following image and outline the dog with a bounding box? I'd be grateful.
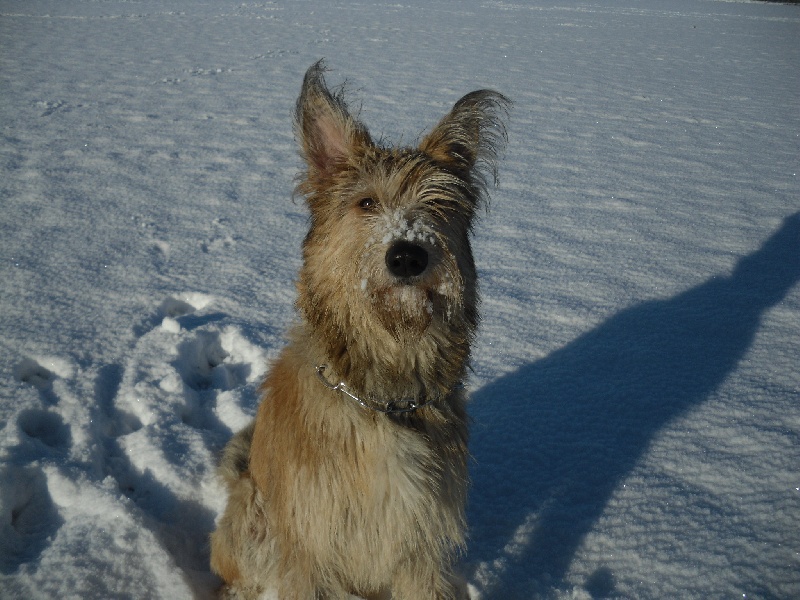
[210,60,509,600]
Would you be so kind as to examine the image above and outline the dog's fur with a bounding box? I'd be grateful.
[210,61,509,599]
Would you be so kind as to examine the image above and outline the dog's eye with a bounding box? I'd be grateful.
[358,197,377,211]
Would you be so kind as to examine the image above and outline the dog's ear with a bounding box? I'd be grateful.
[295,60,372,182]
[420,90,510,187]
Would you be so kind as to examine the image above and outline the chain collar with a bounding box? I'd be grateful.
[315,364,453,415]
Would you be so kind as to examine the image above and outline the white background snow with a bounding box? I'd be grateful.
[1,0,798,598]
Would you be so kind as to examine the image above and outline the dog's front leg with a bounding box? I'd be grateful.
[276,552,352,600]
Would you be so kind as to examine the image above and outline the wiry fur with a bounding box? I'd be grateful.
[210,60,509,599]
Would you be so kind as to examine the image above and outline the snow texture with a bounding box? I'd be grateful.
[1,0,799,598]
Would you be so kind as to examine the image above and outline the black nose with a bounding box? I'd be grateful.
[385,241,429,278]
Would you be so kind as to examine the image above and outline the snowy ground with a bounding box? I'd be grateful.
[1,0,799,598]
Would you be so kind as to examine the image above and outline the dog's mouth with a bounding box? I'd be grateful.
[357,235,463,338]
[376,285,434,313]
[371,284,435,337]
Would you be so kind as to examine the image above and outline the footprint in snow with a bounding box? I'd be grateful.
[133,293,214,337]
[122,294,265,436]
[200,218,237,254]
[159,295,202,318]
[174,331,251,394]
[13,357,73,405]
[17,409,72,451]
[36,100,67,117]
[0,466,64,575]
[13,358,57,392]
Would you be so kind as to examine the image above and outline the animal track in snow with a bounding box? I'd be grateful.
[36,100,68,117]
[148,239,171,271]
[200,218,236,254]
[13,358,56,391]
[96,294,267,526]
[0,466,63,575]
[174,331,250,393]
[171,327,261,432]
[17,409,72,450]
[158,293,212,318]
[13,356,75,405]
[120,295,266,435]
[134,293,215,337]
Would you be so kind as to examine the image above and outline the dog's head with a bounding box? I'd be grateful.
[292,60,509,389]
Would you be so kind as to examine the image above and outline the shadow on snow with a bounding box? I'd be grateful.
[467,212,800,597]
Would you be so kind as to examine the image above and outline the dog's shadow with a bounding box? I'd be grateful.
[466,212,800,597]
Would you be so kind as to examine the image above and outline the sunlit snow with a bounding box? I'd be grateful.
[1,0,798,598]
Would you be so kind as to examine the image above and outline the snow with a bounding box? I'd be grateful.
[1,0,798,598]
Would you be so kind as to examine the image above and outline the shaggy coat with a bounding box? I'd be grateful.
[210,60,509,599]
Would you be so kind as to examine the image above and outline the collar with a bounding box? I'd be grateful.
[315,364,452,415]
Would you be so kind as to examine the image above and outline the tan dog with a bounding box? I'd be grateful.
[210,60,509,600]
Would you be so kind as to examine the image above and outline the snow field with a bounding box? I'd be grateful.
[1,0,799,598]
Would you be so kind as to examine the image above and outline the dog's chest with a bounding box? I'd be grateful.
[328,414,434,511]
[296,414,442,561]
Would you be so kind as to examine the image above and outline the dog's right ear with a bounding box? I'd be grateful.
[295,60,372,185]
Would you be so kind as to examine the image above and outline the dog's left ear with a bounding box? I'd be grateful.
[295,60,372,185]
[420,90,511,187]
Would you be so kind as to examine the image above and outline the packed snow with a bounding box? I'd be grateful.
[1,0,799,598]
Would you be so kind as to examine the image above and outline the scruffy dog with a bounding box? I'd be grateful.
[210,60,509,599]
